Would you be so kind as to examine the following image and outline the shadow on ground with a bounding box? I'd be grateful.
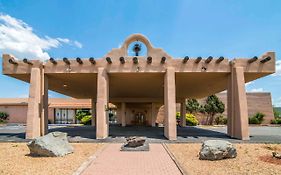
[0,125,280,143]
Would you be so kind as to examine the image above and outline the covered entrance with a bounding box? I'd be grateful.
[2,33,275,141]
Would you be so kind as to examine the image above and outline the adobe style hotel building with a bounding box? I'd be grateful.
[1,34,275,140]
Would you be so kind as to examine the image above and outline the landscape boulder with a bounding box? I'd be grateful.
[272,152,281,159]
[199,140,237,160]
[27,132,74,157]
[121,136,149,151]
[126,136,146,147]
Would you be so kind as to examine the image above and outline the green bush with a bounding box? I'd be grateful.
[271,118,281,124]
[248,112,265,124]
[186,113,199,126]
[80,115,92,125]
[214,115,227,125]
[0,112,9,123]
[75,109,92,125]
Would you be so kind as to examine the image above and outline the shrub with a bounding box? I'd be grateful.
[248,112,265,124]
[0,112,9,123]
[271,118,281,124]
[80,115,92,125]
[186,113,199,126]
[75,109,92,125]
[214,115,227,125]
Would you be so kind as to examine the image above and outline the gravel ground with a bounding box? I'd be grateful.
[0,143,104,175]
[167,143,281,175]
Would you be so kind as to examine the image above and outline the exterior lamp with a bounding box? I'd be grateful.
[147,56,152,64]
[8,58,18,65]
[216,56,224,63]
[23,58,33,65]
[106,57,112,64]
[182,56,189,63]
[76,57,83,64]
[161,57,166,64]
[260,56,271,63]
[248,56,258,63]
[119,57,125,64]
[89,57,96,64]
[133,57,138,64]
[49,57,57,64]
[63,57,70,65]
[195,56,202,63]
[205,56,213,63]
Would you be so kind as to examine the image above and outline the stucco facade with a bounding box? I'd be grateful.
[1,34,276,140]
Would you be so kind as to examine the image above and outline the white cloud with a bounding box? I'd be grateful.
[272,60,281,76]
[249,88,264,92]
[245,82,253,87]
[0,14,82,61]
[273,97,281,107]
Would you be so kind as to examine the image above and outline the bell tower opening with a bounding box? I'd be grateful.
[127,41,147,56]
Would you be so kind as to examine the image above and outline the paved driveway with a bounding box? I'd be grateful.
[0,124,280,143]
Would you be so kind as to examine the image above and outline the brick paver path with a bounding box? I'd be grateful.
[81,143,182,175]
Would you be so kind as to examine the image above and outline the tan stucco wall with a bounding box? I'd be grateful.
[0,105,54,124]
[177,92,274,124]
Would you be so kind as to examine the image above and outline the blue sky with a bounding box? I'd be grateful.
[0,0,280,105]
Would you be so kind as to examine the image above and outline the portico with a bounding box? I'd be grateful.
[2,34,275,140]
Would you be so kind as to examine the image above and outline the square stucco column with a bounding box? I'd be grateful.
[164,67,177,140]
[227,66,249,140]
[151,103,156,127]
[26,67,42,139]
[41,72,48,136]
[121,102,126,127]
[96,67,109,139]
[91,99,96,126]
[180,101,186,127]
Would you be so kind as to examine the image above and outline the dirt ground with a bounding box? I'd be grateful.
[167,143,281,175]
[0,143,104,175]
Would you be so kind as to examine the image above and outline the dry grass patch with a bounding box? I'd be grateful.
[167,143,281,175]
[0,143,104,175]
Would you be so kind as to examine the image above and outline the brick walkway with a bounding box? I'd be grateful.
[81,144,182,175]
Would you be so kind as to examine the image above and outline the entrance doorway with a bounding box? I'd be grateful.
[134,112,146,125]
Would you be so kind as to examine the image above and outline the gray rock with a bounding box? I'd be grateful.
[27,132,73,157]
[272,152,281,159]
[125,136,145,148]
[199,140,237,160]
[121,142,149,151]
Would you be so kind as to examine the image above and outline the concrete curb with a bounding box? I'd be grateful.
[72,143,108,175]
[162,143,188,175]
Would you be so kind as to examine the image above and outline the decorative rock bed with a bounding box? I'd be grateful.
[27,132,74,157]
[121,136,149,151]
[199,140,237,160]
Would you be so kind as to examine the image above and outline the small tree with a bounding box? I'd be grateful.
[0,112,9,123]
[204,95,225,125]
[186,99,200,114]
